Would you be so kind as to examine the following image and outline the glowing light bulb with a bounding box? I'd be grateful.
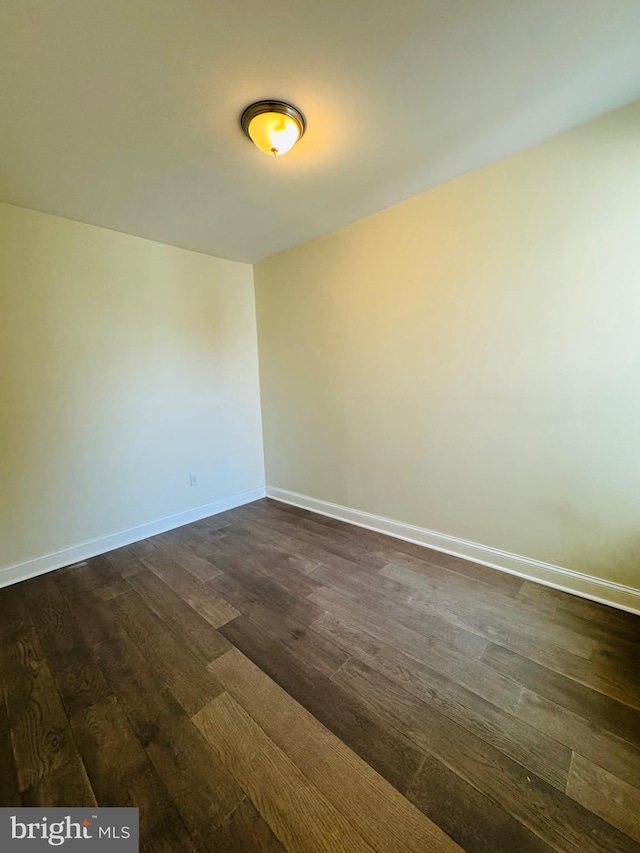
[248,112,301,156]
[241,101,306,157]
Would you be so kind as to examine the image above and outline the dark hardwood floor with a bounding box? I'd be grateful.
[1,498,639,851]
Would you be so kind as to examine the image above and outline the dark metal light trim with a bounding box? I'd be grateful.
[240,100,306,140]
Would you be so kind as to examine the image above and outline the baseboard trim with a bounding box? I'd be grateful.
[0,486,266,589]
[266,486,640,616]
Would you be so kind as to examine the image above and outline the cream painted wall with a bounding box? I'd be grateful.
[254,100,640,588]
[0,203,264,570]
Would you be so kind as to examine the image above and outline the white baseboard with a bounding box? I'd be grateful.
[266,486,640,616]
[0,487,266,589]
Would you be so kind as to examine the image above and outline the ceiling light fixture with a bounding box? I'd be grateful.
[240,100,306,157]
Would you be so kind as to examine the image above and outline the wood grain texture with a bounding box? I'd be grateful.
[309,585,519,711]
[219,614,427,794]
[392,567,595,660]
[107,589,223,716]
[0,589,80,791]
[0,694,21,806]
[92,629,242,847]
[102,545,146,578]
[152,529,223,581]
[407,754,555,853]
[209,647,461,853]
[515,687,640,789]
[208,527,322,594]
[143,716,245,847]
[209,799,287,853]
[1,497,639,851]
[20,756,97,807]
[482,643,640,750]
[207,571,348,676]
[193,691,377,853]
[567,753,640,844]
[206,558,324,627]
[311,563,489,658]
[315,616,570,790]
[333,654,640,853]
[71,694,194,852]
[128,540,238,628]
[26,572,113,714]
[56,563,120,647]
[126,569,231,665]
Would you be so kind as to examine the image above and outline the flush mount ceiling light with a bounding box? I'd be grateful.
[241,100,306,157]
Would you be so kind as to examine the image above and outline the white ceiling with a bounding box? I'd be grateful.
[2,1,640,264]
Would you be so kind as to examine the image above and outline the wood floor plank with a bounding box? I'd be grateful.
[335,653,640,853]
[128,540,239,628]
[407,586,607,681]
[0,588,81,791]
[25,572,113,714]
[484,634,640,711]
[313,561,411,600]
[273,499,526,594]
[125,569,231,665]
[519,582,639,640]
[482,643,640,749]
[56,563,120,647]
[207,572,348,676]
[209,799,287,853]
[103,545,146,578]
[70,695,160,802]
[589,638,640,686]
[107,589,223,717]
[94,627,188,739]
[551,606,640,652]
[266,500,530,601]
[2,499,639,850]
[407,754,555,853]
[272,499,526,594]
[384,551,532,604]
[312,549,520,623]
[157,524,222,559]
[382,561,594,659]
[311,564,488,658]
[219,615,426,794]
[313,614,570,790]
[208,647,462,853]
[515,687,640,789]
[21,755,97,807]
[192,514,233,532]
[310,586,522,712]
[193,691,377,853]
[205,551,325,626]
[152,529,223,580]
[408,545,527,593]
[93,628,244,843]
[567,753,640,844]
[241,503,390,570]
[232,518,321,574]
[0,691,20,806]
[144,716,246,847]
[84,554,131,600]
[208,527,322,592]
[237,516,369,576]
[258,503,422,569]
[70,695,193,851]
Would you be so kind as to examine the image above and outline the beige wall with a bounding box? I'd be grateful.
[254,101,640,588]
[1,204,264,570]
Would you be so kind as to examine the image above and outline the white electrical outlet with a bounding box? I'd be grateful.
[189,473,199,486]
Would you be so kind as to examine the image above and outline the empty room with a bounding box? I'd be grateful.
[1,1,639,851]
